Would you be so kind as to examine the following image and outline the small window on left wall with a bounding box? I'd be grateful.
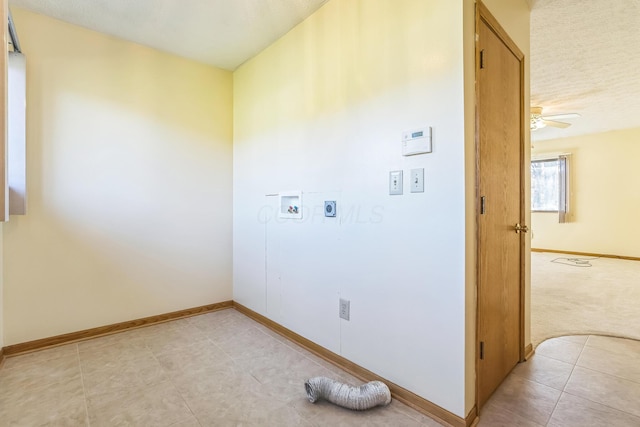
[8,51,26,215]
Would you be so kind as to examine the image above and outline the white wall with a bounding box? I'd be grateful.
[532,127,640,257]
[234,0,467,416]
[3,9,234,345]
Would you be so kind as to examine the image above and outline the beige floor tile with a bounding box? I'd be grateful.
[191,415,244,427]
[168,414,202,426]
[143,326,209,356]
[0,352,81,389]
[188,381,290,424]
[254,322,295,343]
[511,353,574,390]
[577,343,640,384]
[249,354,323,385]
[0,376,88,426]
[188,309,257,341]
[483,374,561,425]
[216,326,291,362]
[197,403,313,427]
[77,329,150,351]
[82,352,169,397]
[565,366,640,418]
[168,317,207,332]
[86,380,192,427]
[77,329,149,351]
[155,338,233,376]
[477,398,544,427]
[170,360,265,415]
[547,392,640,427]
[535,337,584,364]
[287,348,364,385]
[78,338,153,375]
[387,400,447,426]
[170,357,257,392]
[296,399,425,427]
[251,404,316,426]
[1,344,78,370]
[237,341,322,379]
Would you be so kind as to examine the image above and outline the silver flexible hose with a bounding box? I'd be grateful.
[304,376,392,411]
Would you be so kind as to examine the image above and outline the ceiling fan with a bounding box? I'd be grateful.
[530,107,580,131]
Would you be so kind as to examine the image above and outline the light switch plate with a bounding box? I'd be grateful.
[389,170,403,195]
[410,168,424,193]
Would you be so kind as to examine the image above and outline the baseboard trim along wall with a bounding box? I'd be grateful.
[233,302,473,427]
[531,248,640,261]
[0,347,5,369]
[524,343,534,360]
[2,301,233,356]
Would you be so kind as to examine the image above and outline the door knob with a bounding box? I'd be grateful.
[514,223,529,234]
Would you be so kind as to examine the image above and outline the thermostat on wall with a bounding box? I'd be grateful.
[402,126,432,156]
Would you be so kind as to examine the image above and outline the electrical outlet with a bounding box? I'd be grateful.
[339,299,350,321]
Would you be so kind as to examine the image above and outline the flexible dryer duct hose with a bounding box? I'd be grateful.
[304,376,391,411]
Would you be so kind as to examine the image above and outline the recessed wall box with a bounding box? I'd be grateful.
[279,191,302,219]
[402,126,432,156]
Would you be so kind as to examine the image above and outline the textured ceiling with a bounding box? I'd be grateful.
[530,0,640,141]
[9,0,640,141]
[9,0,329,71]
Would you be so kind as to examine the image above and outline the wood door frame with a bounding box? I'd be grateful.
[475,0,527,411]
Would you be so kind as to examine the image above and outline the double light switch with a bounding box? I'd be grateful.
[389,168,424,195]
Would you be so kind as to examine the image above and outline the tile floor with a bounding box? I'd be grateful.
[2,310,640,426]
[478,335,640,427]
[0,309,443,426]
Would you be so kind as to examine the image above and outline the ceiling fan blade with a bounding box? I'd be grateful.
[542,113,581,121]
[542,119,571,129]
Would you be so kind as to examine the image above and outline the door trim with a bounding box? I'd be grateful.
[475,0,527,411]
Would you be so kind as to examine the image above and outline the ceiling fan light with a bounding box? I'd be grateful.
[530,116,546,131]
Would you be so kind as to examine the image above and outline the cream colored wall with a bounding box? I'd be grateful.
[464,0,531,413]
[532,127,640,257]
[3,9,233,345]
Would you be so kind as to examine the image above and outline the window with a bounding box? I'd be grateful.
[531,155,569,222]
[8,11,26,216]
[8,52,27,215]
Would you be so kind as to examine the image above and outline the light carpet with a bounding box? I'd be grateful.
[531,251,640,347]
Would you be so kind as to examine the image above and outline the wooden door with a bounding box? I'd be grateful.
[476,2,526,409]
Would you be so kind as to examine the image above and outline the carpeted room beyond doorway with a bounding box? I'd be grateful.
[531,251,640,346]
